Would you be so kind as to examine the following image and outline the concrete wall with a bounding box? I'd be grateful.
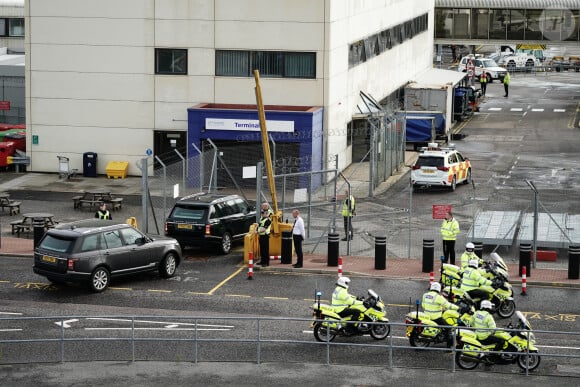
[25,0,434,175]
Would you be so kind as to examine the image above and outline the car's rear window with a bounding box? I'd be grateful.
[39,234,76,254]
[171,205,208,221]
[416,156,444,167]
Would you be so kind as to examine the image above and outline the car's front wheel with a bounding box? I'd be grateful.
[220,232,232,254]
[159,252,178,278]
[89,267,110,293]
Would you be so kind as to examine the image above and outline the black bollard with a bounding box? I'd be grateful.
[569,245,580,280]
[422,239,434,273]
[33,218,45,248]
[327,232,339,267]
[281,231,293,264]
[374,236,387,270]
[473,241,483,259]
[519,243,531,277]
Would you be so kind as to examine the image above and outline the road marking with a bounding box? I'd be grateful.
[109,287,132,291]
[531,108,544,112]
[264,296,289,300]
[0,311,23,315]
[510,108,523,112]
[147,289,172,293]
[87,317,234,328]
[226,294,251,298]
[0,328,23,332]
[85,327,231,331]
[488,108,502,111]
[188,291,210,295]
[554,108,566,112]
[0,280,9,283]
[207,266,246,295]
[54,319,79,328]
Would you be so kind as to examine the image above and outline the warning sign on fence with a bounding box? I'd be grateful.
[432,204,452,219]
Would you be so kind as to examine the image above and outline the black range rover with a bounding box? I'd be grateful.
[164,193,256,254]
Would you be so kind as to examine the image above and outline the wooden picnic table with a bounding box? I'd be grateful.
[0,192,22,215]
[11,212,57,236]
[73,191,123,211]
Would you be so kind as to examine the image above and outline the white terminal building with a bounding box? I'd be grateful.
[24,0,437,177]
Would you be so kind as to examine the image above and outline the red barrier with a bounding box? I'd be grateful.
[338,256,343,277]
[248,252,254,280]
[429,271,434,286]
[269,255,281,260]
[521,266,527,296]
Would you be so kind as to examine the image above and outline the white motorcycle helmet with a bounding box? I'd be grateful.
[336,276,350,289]
[480,300,493,311]
[430,282,441,292]
[465,242,475,252]
[469,259,479,268]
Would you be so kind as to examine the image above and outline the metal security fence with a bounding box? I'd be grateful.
[0,315,578,376]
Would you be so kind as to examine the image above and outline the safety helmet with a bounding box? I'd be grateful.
[465,242,475,252]
[336,276,350,288]
[469,259,479,268]
[480,300,493,311]
[430,282,441,292]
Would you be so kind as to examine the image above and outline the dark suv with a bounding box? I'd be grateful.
[33,219,182,292]
[164,193,256,254]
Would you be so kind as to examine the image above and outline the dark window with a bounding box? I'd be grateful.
[155,48,188,75]
[216,50,315,79]
[8,18,24,37]
[171,205,207,221]
[38,235,75,254]
[416,156,444,168]
[103,230,123,249]
[80,234,100,252]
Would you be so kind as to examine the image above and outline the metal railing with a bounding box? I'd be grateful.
[1,315,579,375]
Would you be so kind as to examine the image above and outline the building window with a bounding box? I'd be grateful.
[0,18,24,37]
[349,13,428,68]
[8,18,24,36]
[216,50,316,79]
[155,49,188,75]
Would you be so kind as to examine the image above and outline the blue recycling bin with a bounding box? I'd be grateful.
[83,152,97,177]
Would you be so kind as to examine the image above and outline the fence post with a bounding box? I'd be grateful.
[374,236,387,270]
[422,239,434,273]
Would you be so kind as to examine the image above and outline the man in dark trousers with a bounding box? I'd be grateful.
[292,209,305,268]
[95,202,112,220]
[256,208,272,266]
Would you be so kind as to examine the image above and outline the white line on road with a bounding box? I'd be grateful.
[510,108,523,112]
[0,328,23,332]
[86,317,234,328]
[488,108,502,111]
[85,327,232,331]
[531,108,544,112]
[0,312,23,315]
[554,109,566,112]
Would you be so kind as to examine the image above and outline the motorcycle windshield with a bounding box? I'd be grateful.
[490,252,509,272]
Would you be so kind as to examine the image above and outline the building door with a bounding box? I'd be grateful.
[153,131,187,168]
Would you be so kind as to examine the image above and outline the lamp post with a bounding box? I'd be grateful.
[525,180,538,268]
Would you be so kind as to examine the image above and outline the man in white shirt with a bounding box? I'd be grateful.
[292,209,305,268]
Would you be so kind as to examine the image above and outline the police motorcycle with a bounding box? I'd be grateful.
[443,278,515,319]
[455,311,541,371]
[442,257,515,319]
[311,289,390,342]
[404,296,474,348]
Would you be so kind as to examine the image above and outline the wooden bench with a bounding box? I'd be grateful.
[72,195,84,209]
[79,199,101,210]
[7,201,21,216]
[108,198,123,211]
[1,200,21,216]
[10,219,24,235]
